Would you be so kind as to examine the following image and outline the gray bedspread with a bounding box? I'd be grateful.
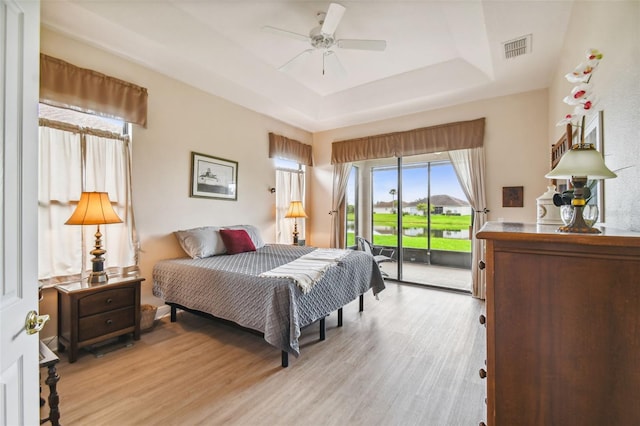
[152,244,385,356]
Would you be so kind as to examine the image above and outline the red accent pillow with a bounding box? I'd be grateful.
[219,229,256,255]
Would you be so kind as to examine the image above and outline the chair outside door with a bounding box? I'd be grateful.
[356,236,396,277]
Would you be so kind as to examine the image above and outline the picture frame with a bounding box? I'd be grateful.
[582,110,605,221]
[502,186,524,208]
[190,152,238,200]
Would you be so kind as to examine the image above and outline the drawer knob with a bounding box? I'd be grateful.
[480,423,487,426]
[478,260,486,270]
[106,298,113,304]
[479,314,486,325]
[479,368,487,379]
[106,319,113,326]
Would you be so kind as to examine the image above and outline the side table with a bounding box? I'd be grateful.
[39,341,60,425]
[56,276,144,363]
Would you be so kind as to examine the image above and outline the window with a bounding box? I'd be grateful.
[275,159,305,244]
[38,104,138,283]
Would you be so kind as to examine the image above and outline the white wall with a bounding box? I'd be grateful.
[40,27,312,306]
[309,89,550,248]
[548,1,640,231]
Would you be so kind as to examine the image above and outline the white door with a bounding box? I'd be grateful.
[0,1,41,425]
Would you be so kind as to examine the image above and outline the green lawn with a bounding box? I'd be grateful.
[347,212,472,252]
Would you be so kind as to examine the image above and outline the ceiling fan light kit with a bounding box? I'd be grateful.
[263,2,387,75]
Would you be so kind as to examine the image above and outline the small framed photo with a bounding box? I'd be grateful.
[502,186,524,208]
[190,152,238,200]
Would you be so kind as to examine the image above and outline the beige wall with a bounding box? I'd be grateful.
[40,27,312,311]
[309,89,550,248]
[548,1,640,231]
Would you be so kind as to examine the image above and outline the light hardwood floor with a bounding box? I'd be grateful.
[45,283,487,425]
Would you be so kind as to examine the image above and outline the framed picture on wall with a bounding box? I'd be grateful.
[190,152,238,200]
[582,111,605,221]
[502,186,524,208]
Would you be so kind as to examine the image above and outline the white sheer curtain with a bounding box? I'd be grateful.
[38,123,138,283]
[330,163,353,248]
[448,147,488,299]
[275,169,305,244]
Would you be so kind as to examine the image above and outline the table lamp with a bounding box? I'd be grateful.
[545,143,616,233]
[65,192,123,283]
[285,201,307,244]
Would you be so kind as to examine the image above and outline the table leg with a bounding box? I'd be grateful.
[45,365,60,426]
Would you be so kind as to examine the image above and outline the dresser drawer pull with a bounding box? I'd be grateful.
[479,314,486,325]
[478,260,486,270]
[106,298,113,304]
[106,319,113,326]
[479,368,487,379]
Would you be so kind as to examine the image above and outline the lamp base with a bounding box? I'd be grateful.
[292,221,299,245]
[557,204,601,234]
[88,271,109,285]
[88,224,109,284]
[557,224,601,234]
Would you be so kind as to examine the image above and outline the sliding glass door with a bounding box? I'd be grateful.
[371,164,398,280]
[370,155,472,291]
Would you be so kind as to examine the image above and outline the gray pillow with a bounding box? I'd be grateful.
[174,226,226,258]
[224,225,265,249]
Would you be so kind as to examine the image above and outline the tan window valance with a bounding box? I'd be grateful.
[331,118,485,164]
[269,132,313,166]
[40,54,148,127]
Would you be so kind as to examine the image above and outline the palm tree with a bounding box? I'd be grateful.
[389,189,397,214]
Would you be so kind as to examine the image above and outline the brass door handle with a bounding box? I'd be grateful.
[25,310,50,335]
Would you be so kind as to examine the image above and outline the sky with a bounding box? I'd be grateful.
[347,162,467,204]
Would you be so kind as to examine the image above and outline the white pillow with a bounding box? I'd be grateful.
[223,225,265,249]
[174,226,226,258]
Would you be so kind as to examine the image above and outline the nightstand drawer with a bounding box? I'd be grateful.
[78,287,135,317]
[79,307,135,341]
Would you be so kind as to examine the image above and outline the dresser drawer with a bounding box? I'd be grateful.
[79,307,135,341]
[78,287,135,317]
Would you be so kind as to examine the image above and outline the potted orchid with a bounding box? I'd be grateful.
[552,48,603,220]
[556,48,603,141]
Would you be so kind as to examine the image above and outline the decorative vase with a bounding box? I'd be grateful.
[537,185,563,225]
[560,204,599,227]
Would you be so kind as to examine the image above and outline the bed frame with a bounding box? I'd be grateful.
[167,294,365,368]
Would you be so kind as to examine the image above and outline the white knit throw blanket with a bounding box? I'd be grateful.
[259,248,351,293]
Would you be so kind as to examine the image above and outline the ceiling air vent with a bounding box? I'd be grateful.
[503,34,532,59]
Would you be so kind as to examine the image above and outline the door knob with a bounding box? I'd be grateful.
[25,310,50,335]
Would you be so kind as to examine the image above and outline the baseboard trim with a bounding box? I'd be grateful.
[156,304,172,319]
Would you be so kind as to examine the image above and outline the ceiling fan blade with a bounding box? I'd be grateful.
[279,49,314,72]
[323,51,346,76]
[262,26,309,42]
[321,3,346,35]
[337,39,387,51]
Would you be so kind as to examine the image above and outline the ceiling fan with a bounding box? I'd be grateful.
[263,3,387,75]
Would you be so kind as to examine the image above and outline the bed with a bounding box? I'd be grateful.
[152,227,385,367]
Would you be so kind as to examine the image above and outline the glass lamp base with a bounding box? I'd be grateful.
[558,204,600,234]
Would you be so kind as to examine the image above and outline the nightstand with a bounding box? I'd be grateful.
[56,276,144,363]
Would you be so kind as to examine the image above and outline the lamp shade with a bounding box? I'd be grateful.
[285,201,308,218]
[65,192,123,225]
[545,145,617,179]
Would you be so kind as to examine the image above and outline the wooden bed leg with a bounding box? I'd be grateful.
[170,306,177,322]
[281,351,289,368]
[319,317,326,341]
[359,294,364,312]
[337,308,343,327]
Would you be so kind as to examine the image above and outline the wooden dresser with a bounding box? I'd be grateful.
[477,222,640,425]
[56,276,143,363]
